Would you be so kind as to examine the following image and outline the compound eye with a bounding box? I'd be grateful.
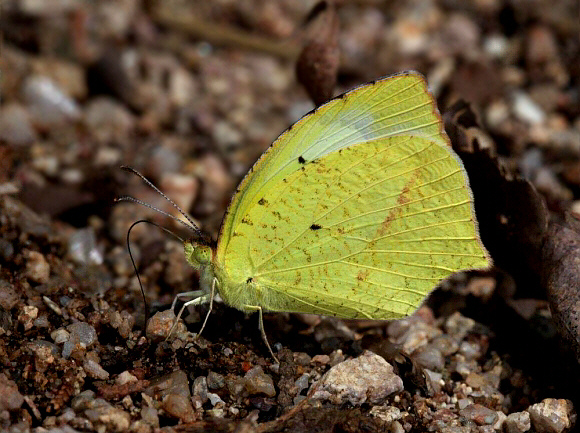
[184,242,212,268]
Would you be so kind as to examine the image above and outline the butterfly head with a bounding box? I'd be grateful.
[184,240,213,269]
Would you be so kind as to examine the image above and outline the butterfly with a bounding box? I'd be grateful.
[129,71,490,361]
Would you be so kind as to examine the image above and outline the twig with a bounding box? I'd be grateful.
[151,7,300,60]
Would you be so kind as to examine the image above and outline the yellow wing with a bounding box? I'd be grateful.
[219,135,489,318]
[217,72,447,259]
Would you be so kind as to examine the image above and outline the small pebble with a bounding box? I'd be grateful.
[140,406,159,428]
[33,314,49,328]
[206,408,225,418]
[445,312,475,341]
[208,392,225,406]
[207,371,226,390]
[424,369,443,394]
[389,421,405,433]
[212,120,242,150]
[411,344,445,371]
[311,354,330,364]
[79,397,131,432]
[23,75,81,127]
[513,91,546,125]
[0,373,25,412]
[459,404,499,426]
[465,372,486,389]
[226,376,246,397]
[50,328,70,344]
[293,373,310,395]
[116,371,138,385]
[42,296,62,315]
[494,411,508,431]
[71,389,96,411]
[0,241,15,262]
[0,103,37,146]
[328,349,346,366]
[67,322,98,347]
[0,280,19,310]
[146,370,191,399]
[311,351,403,405]
[244,366,276,397]
[504,411,531,433]
[457,398,473,410]
[68,227,103,266]
[527,398,575,433]
[192,376,208,403]
[459,341,482,360]
[160,394,196,424]
[83,97,135,143]
[369,405,402,423]
[526,25,559,64]
[483,33,509,58]
[25,250,50,284]
[293,352,311,366]
[84,359,110,380]
[18,305,38,331]
[394,321,442,353]
[146,309,188,342]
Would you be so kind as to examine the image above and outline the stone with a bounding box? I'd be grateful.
[369,405,402,423]
[0,373,24,411]
[83,359,110,380]
[146,309,187,342]
[528,398,575,433]
[160,394,196,424]
[444,312,475,341]
[146,370,191,399]
[311,351,403,405]
[80,397,131,432]
[116,371,138,385]
[207,371,225,390]
[459,404,499,426]
[411,344,445,371]
[140,406,159,428]
[0,103,37,146]
[67,322,98,347]
[25,250,50,283]
[208,392,225,406]
[244,366,276,397]
[504,411,531,433]
[192,376,208,403]
[18,305,38,331]
[146,370,195,423]
[512,91,546,125]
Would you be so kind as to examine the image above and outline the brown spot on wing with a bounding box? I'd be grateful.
[376,169,420,237]
[357,269,369,281]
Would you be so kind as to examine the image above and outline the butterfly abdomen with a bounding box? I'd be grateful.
[215,273,283,314]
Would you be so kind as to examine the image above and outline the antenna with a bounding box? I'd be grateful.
[126,219,185,328]
[118,166,204,239]
[115,195,197,234]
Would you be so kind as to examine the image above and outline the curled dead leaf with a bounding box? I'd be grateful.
[296,1,340,106]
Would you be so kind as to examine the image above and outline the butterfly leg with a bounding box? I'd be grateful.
[197,277,217,336]
[167,292,211,339]
[170,289,205,311]
[244,305,279,364]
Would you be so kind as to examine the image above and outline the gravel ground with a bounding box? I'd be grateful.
[0,1,579,432]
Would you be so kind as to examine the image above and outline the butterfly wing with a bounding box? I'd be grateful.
[218,134,489,318]
[217,72,448,258]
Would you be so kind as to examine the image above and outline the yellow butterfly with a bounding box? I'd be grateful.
[135,72,490,361]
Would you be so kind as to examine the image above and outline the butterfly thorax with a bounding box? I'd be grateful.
[184,240,268,313]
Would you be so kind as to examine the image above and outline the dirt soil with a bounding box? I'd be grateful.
[0,1,579,432]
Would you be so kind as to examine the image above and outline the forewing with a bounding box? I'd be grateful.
[217,72,447,258]
[221,136,490,318]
